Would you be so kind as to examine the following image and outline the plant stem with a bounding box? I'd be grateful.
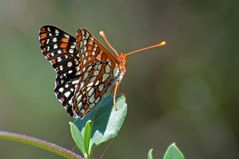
[0,130,84,159]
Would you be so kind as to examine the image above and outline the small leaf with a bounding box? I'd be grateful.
[69,122,86,157]
[83,120,92,156]
[75,95,127,149]
[163,143,185,159]
[147,149,154,159]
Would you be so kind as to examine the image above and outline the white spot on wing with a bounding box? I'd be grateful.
[78,102,83,109]
[98,84,104,91]
[87,82,94,87]
[97,64,102,70]
[83,40,87,45]
[113,66,119,77]
[57,57,62,62]
[80,82,84,89]
[95,80,99,85]
[53,37,57,42]
[89,95,95,104]
[68,70,73,74]
[102,73,109,82]
[69,49,74,53]
[67,62,72,67]
[64,91,71,98]
[87,66,92,71]
[83,72,89,80]
[90,76,96,83]
[77,94,82,101]
[88,88,94,97]
[72,79,79,85]
[86,87,91,91]
[55,29,59,34]
[105,65,111,73]
[59,87,64,93]
[64,34,70,38]
[94,70,100,76]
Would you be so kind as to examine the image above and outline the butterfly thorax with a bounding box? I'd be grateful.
[117,53,127,75]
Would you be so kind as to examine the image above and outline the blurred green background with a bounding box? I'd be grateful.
[0,0,238,159]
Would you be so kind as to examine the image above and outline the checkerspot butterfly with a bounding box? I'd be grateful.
[39,25,166,118]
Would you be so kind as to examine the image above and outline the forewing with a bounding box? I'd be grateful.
[39,25,81,78]
[72,29,122,117]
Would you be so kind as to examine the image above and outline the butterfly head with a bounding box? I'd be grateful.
[116,53,127,74]
[118,53,127,65]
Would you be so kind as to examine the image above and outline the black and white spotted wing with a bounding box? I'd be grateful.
[39,25,80,79]
[54,75,82,116]
[39,25,82,116]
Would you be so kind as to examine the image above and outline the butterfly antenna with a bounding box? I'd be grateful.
[99,31,119,56]
[125,41,167,57]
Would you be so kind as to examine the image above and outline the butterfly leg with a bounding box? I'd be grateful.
[113,81,119,111]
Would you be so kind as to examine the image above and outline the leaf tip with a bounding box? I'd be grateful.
[69,122,73,126]
[163,142,185,159]
[147,148,154,159]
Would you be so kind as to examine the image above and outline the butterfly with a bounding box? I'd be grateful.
[39,25,166,118]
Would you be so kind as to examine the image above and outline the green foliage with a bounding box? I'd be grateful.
[70,120,93,159]
[163,143,185,159]
[71,95,127,158]
[70,96,186,159]
[1,95,186,159]
[147,149,154,159]
[147,143,185,159]
[69,122,86,158]
[83,120,92,156]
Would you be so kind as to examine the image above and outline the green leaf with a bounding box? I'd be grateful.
[83,120,92,157]
[69,122,86,158]
[147,149,154,159]
[74,95,127,149]
[163,143,185,159]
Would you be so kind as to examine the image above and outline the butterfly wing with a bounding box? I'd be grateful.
[72,29,123,117]
[54,76,80,116]
[39,25,81,78]
[39,25,82,116]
